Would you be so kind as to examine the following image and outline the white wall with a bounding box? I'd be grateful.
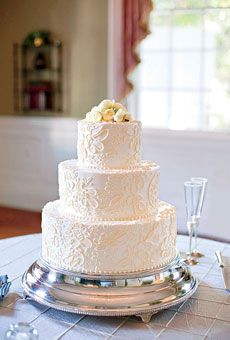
[0,117,229,241]
[142,129,230,242]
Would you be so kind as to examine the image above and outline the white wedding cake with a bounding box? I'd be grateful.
[42,100,177,274]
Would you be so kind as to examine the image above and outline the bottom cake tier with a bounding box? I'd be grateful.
[41,200,177,274]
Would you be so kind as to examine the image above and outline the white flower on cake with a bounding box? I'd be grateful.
[114,109,126,122]
[102,109,114,122]
[124,112,132,121]
[85,99,133,123]
[98,99,114,111]
[91,106,100,112]
[86,110,102,123]
[113,102,125,111]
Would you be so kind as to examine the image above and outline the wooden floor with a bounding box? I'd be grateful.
[0,206,41,239]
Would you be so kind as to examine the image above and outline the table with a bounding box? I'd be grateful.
[0,234,229,339]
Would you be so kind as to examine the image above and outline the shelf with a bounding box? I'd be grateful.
[21,44,62,51]
[22,68,61,73]
[14,41,63,114]
[22,89,62,94]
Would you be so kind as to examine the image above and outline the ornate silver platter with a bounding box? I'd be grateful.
[22,255,197,323]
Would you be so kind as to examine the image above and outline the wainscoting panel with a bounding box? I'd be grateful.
[0,117,76,210]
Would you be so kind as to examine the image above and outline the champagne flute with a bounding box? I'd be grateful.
[184,181,203,265]
[190,177,208,258]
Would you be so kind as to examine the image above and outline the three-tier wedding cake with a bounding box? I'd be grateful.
[41,100,177,274]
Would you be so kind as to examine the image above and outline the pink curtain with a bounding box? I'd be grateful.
[113,0,153,101]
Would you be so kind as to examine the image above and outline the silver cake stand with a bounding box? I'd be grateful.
[22,255,197,323]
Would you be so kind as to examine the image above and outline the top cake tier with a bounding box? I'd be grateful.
[77,120,141,169]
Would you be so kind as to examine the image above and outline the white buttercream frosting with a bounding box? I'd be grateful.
[41,100,178,275]
[42,200,177,274]
[77,120,141,169]
[58,159,160,221]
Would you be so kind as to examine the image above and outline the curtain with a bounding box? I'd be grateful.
[109,0,153,101]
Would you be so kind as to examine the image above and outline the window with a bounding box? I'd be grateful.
[130,0,230,130]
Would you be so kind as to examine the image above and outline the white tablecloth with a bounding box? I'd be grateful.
[0,234,229,339]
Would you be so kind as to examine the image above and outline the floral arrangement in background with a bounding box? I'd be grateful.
[85,99,133,123]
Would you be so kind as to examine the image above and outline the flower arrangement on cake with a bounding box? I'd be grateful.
[85,99,132,123]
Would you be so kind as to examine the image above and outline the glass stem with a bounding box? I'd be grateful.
[187,222,194,259]
[194,219,199,252]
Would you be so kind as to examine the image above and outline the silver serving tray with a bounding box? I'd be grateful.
[22,255,197,323]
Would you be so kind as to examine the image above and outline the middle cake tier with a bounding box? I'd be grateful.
[59,159,160,221]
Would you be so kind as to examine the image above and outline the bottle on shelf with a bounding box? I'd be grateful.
[34,52,47,70]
